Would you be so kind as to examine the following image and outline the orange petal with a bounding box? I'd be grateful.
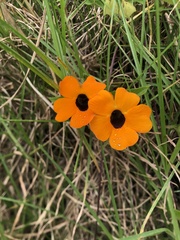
[70,109,94,128]
[115,88,140,112]
[109,126,139,150]
[54,98,76,121]
[59,76,80,98]
[81,76,106,98]
[125,104,152,133]
[90,116,113,141]
[89,90,114,116]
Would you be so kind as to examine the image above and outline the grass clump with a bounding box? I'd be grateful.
[0,0,180,239]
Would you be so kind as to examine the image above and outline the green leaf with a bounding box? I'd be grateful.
[48,96,61,102]
[104,0,119,16]
[174,208,180,220]
[85,0,104,8]
[133,0,144,3]
[85,0,93,4]
[118,228,174,239]
[130,85,151,96]
[104,0,136,19]
[123,1,137,18]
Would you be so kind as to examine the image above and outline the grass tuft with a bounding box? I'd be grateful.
[0,0,179,239]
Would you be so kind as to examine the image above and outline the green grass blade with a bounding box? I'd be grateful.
[0,41,58,90]
[0,19,63,79]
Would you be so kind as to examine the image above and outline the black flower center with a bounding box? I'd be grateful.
[110,110,125,129]
[76,94,89,111]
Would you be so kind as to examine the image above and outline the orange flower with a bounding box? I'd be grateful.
[54,76,106,128]
[89,88,152,150]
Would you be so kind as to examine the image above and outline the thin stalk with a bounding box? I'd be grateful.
[155,0,167,158]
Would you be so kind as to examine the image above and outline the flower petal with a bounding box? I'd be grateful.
[70,109,94,128]
[115,88,140,112]
[89,90,114,116]
[60,76,80,98]
[54,98,76,121]
[125,104,152,133]
[81,76,106,98]
[90,115,113,141]
[109,126,139,150]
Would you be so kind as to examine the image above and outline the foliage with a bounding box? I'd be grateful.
[0,0,180,239]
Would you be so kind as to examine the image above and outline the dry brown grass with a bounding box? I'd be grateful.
[1,1,180,240]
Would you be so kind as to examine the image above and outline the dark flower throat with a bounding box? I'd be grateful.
[110,110,125,128]
[76,94,89,111]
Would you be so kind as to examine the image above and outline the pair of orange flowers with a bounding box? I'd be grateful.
[54,76,152,150]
